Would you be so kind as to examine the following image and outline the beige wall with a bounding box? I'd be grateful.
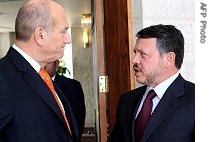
[0,32,10,58]
[71,27,95,127]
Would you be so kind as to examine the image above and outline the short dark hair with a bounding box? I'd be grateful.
[136,24,184,69]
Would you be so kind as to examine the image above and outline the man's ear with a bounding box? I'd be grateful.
[34,27,45,46]
[165,52,175,67]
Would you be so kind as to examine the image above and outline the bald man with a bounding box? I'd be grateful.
[0,0,79,141]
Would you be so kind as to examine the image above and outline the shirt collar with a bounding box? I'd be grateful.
[12,43,41,73]
[147,72,179,99]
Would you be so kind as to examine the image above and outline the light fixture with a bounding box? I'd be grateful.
[81,14,91,48]
[81,14,92,27]
[83,29,89,48]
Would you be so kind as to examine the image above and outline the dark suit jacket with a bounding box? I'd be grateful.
[108,75,195,142]
[54,73,86,140]
[0,47,79,142]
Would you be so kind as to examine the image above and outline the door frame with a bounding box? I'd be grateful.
[93,0,108,141]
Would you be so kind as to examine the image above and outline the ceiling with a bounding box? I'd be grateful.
[0,0,91,32]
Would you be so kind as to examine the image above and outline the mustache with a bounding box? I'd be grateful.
[133,64,142,72]
[133,64,138,69]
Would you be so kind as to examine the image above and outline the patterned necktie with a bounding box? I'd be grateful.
[135,89,156,142]
[39,67,72,135]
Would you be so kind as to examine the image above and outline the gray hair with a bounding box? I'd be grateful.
[15,0,54,41]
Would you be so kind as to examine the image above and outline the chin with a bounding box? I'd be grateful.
[135,75,146,84]
[58,53,64,59]
[136,79,143,84]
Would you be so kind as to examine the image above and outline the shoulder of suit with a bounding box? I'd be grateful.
[56,74,81,84]
[120,85,146,98]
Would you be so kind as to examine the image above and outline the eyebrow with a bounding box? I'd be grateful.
[64,26,69,31]
[59,26,69,32]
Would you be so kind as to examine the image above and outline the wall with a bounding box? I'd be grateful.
[71,27,95,127]
[0,32,11,58]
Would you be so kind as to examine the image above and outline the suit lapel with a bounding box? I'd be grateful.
[142,90,179,141]
[130,86,147,142]
[24,71,65,122]
[7,47,66,128]
[141,75,185,141]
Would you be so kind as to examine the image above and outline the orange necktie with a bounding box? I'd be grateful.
[39,67,72,135]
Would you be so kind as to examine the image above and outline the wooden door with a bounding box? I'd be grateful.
[103,0,134,135]
[93,0,134,141]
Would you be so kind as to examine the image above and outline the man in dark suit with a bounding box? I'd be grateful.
[0,0,79,142]
[44,60,86,141]
[108,24,195,142]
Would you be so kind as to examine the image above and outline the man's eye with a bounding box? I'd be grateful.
[140,52,147,58]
